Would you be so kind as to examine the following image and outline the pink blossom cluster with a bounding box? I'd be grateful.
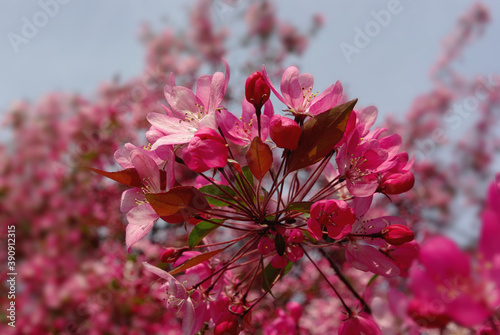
[96,55,418,334]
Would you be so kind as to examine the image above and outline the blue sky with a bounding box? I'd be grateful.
[1,0,499,117]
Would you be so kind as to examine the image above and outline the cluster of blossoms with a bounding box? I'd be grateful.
[3,1,500,334]
[95,60,417,334]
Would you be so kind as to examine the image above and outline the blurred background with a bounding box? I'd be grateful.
[1,0,499,119]
[1,1,499,334]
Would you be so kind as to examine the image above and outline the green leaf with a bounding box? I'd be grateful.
[188,220,223,249]
[366,274,379,288]
[287,99,357,172]
[242,166,254,186]
[169,247,226,275]
[262,261,294,293]
[283,261,293,276]
[286,202,313,213]
[234,165,255,198]
[199,184,237,206]
[245,136,273,180]
[303,230,317,242]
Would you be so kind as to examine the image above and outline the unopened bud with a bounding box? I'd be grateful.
[160,249,176,263]
[160,247,187,263]
[245,71,270,111]
[381,171,415,194]
[381,224,414,245]
[269,115,302,150]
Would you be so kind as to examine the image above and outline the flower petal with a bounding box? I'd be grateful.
[125,204,158,251]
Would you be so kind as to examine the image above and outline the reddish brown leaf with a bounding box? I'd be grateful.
[88,167,142,187]
[146,186,209,219]
[287,99,357,172]
[169,247,226,275]
[245,136,273,180]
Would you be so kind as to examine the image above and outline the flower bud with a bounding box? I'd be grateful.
[183,127,228,172]
[245,71,270,111]
[381,170,415,194]
[269,115,302,150]
[382,224,414,245]
[159,247,188,263]
[160,248,176,263]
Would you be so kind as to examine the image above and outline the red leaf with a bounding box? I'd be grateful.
[146,186,209,220]
[88,167,142,187]
[169,247,226,275]
[245,136,273,180]
[287,99,357,172]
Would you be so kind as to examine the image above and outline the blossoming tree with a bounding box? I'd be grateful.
[1,1,500,334]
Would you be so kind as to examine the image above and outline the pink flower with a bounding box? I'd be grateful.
[183,127,228,172]
[307,199,355,240]
[143,262,208,335]
[146,60,230,149]
[217,99,274,146]
[263,305,299,335]
[378,152,415,195]
[258,229,304,268]
[408,236,490,328]
[269,115,302,150]
[336,125,402,197]
[339,312,382,335]
[386,241,419,277]
[212,301,250,335]
[345,196,417,277]
[117,147,175,251]
[262,65,343,116]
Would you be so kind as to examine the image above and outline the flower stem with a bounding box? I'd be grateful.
[318,248,371,314]
[301,246,352,314]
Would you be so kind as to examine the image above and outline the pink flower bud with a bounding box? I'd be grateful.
[245,71,270,111]
[160,248,176,263]
[339,313,382,335]
[381,224,414,245]
[381,170,415,194]
[159,247,187,263]
[183,127,228,172]
[269,115,302,150]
